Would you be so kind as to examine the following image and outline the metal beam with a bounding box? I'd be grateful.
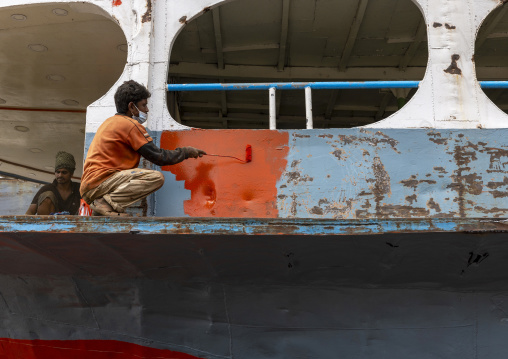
[201,43,279,53]
[220,90,228,116]
[168,81,420,91]
[180,102,269,111]
[375,92,392,120]
[399,19,426,70]
[169,62,427,80]
[212,8,227,115]
[338,0,369,72]
[276,90,282,118]
[181,114,375,124]
[325,90,340,120]
[476,5,508,50]
[170,63,508,82]
[277,0,291,71]
[180,101,400,113]
[212,8,224,69]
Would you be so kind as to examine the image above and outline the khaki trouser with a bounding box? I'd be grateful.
[37,191,57,208]
[82,168,164,213]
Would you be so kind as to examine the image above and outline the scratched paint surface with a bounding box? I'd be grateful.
[157,129,508,219]
[278,129,508,219]
[160,129,289,217]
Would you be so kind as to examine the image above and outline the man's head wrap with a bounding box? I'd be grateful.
[55,151,76,172]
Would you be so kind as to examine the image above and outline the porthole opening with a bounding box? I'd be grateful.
[168,0,428,129]
[476,5,508,113]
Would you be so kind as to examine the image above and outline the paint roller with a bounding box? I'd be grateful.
[205,144,252,163]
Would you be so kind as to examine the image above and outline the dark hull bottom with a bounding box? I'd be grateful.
[0,231,507,358]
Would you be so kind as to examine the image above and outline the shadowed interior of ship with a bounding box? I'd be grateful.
[168,0,429,129]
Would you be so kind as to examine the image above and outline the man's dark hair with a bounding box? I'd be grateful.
[114,80,151,113]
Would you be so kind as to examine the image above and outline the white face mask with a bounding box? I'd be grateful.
[133,104,148,124]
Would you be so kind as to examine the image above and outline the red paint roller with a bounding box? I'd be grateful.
[206,144,252,163]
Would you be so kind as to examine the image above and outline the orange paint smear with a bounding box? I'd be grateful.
[0,339,202,359]
[112,0,122,6]
[161,130,289,218]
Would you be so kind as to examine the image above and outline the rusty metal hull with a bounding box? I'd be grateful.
[1,217,508,358]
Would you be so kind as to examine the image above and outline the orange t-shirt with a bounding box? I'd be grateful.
[80,114,153,195]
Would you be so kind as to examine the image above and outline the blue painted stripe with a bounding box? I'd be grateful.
[478,81,508,88]
[0,216,504,235]
[167,81,508,91]
[167,81,420,91]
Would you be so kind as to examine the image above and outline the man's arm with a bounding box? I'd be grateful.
[137,141,206,166]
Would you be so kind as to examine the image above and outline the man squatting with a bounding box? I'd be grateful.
[26,151,81,215]
[80,80,206,216]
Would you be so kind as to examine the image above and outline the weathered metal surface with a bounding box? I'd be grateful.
[0,179,38,215]
[156,128,508,219]
[0,229,508,358]
[1,216,508,235]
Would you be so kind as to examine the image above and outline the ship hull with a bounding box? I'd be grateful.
[1,219,508,358]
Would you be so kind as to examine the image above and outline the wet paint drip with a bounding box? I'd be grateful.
[160,130,288,218]
[0,339,203,359]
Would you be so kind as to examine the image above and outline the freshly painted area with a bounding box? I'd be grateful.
[0,339,202,359]
[160,130,289,218]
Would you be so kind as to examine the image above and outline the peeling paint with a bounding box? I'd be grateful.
[444,54,462,75]
[406,194,417,205]
[141,0,152,23]
[427,198,442,212]
[400,175,437,190]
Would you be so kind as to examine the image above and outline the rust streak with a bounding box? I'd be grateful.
[400,175,437,191]
[429,138,448,145]
[487,177,508,189]
[427,198,442,212]
[293,134,311,138]
[405,194,417,205]
[309,206,324,215]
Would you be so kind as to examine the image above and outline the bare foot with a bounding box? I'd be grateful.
[90,198,130,217]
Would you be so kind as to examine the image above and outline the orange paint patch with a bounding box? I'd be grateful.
[161,130,289,218]
[112,0,122,6]
[0,339,202,359]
